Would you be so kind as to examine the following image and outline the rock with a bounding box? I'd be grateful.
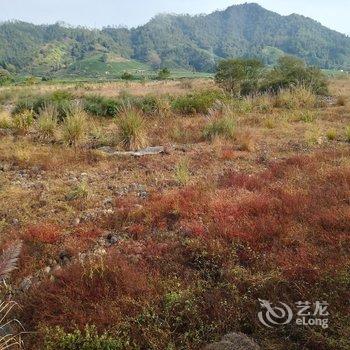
[103,197,114,207]
[106,233,120,246]
[19,276,33,292]
[98,146,165,157]
[204,333,260,350]
[43,266,51,274]
[59,251,72,266]
[0,162,10,172]
[73,217,80,226]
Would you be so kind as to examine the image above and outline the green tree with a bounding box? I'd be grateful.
[157,67,171,80]
[262,56,328,94]
[121,71,133,80]
[215,58,264,95]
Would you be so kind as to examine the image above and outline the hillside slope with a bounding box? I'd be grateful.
[0,3,349,75]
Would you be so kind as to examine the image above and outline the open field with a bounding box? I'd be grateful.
[0,77,349,349]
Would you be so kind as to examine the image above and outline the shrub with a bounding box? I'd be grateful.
[263,56,328,95]
[121,72,133,80]
[62,105,87,146]
[0,111,12,129]
[157,68,171,80]
[203,115,236,141]
[24,223,61,244]
[215,58,264,95]
[117,108,147,150]
[13,91,73,120]
[43,326,124,350]
[84,95,122,118]
[12,110,34,132]
[172,90,226,115]
[135,95,162,116]
[37,105,58,140]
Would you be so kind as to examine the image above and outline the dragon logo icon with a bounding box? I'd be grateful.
[258,299,293,328]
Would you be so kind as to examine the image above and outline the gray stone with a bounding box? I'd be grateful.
[205,333,260,350]
[98,146,165,157]
[19,276,33,291]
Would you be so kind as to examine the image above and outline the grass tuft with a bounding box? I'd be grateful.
[117,108,147,151]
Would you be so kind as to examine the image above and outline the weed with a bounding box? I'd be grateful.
[66,180,89,201]
[326,129,337,141]
[203,116,236,141]
[174,159,191,185]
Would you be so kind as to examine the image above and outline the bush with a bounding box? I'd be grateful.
[117,108,147,150]
[215,59,264,95]
[37,104,58,140]
[121,72,133,80]
[172,90,226,115]
[62,105,87,146]
[84,95,122,117]
[157,68,171,80]
[215,56,328,96]
[43,326,123,350]
[203,115,236,141]
[13,90,74,120]
[262,56,328,95]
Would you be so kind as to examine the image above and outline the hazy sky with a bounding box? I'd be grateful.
[1,0,349,34]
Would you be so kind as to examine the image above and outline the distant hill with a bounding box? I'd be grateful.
[0,3,350,76]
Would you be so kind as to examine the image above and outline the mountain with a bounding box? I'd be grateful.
[0,3,349,76]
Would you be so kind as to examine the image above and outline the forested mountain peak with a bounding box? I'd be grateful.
[0,2,349,75]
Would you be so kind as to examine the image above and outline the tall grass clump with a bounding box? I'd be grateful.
[274,86,317,109]
[203,114,236,141]
[12,110,34,133]
[37,105,58,141]
[0,111,12,129]
[62,105,87,147]
[117,108,147,151]
[346,126,350,143]
[174,159,191,186]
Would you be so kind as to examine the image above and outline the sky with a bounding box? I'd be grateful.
[1,0,349,35]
